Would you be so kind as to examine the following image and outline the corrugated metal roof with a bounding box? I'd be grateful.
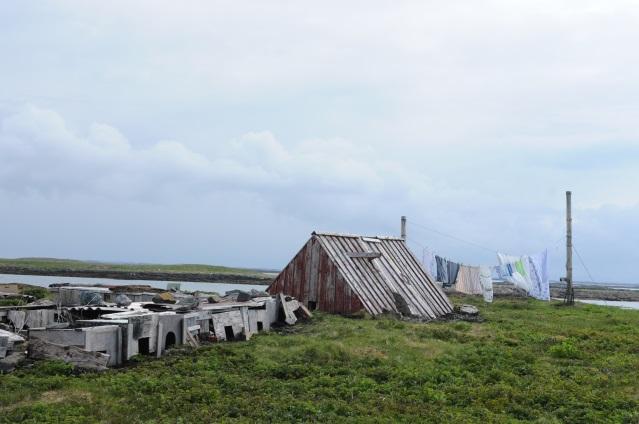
[67,306,129,313]
[312,232,453,319]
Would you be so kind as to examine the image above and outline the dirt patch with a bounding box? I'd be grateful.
[0,390,92,412]
[39,390,68,404]
[350,346,388,360]
[403,339,445,358]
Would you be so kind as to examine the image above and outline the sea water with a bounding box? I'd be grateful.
[0,273,269,295]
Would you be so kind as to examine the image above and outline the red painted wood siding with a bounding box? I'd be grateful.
[267,236,364,314]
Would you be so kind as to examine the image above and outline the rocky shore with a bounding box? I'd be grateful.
[550,286,639,301]
[490,282,639,301]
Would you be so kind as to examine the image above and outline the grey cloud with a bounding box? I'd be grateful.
[1,2,639,283]
[0,105,407,204]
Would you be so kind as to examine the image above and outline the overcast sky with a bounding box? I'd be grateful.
[1,1,638,283]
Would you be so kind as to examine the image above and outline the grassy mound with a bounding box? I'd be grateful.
[1,296,638,423]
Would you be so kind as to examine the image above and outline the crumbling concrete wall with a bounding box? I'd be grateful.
[156,313,183,356]
[7,310,57,330]
[124,313,159,359]
[248,301,277,333]
[56,287,109,307]
[210,310,244,341]
[104,292,156,303]
[182,311,212,344]
[84,325,122,366]
[248,309,266,333]
[29,328,86,346]
[247,298,278,333]
[29,326,122,366]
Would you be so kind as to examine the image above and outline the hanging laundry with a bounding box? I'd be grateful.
[454,265,483,295]
[490,266,500,280]
[479,266,493,303]
[446,260,460,287]
[491,264,511,280]
[527,250,550,300]
[423,248,438,281]
[435,255,448,284]
[497,251,549,301]
[497,253,532,292]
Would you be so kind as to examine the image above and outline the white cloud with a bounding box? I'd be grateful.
[0,105,409,203]
[2,2,639,282]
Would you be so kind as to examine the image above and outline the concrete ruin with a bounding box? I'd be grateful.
[30,325,123,366]
[0,283,309,372]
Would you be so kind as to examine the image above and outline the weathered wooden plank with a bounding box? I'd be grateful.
[385,240,452,316]
[278,293,298,325]
[292,247,301,299]
[298,304,313,319]
[300,240,310,304]
[347,252,382,259]
[272,232,453,319]
[338,238,385,314]
[268,238,313,295]
[326,254,336,313]
[317,249,327,310]
[343,237,392,313]
[308,238,321,303]
[372,241,434,318]
[185,330,200,348]
[319,236,378,314]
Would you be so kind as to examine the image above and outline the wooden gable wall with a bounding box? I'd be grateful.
[267,236,364,314]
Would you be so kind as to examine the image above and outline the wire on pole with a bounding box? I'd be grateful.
[407,219,498,253]
[573,244,595,283]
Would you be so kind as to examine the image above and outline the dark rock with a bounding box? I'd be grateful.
[236,291,251,302]
[0,350,26,373]
[207,294,223,303]
[249,289,269,298]
[224,290,251,302]
[115,294,132,307]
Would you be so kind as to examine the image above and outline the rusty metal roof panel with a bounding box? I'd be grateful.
[314,233,453,319]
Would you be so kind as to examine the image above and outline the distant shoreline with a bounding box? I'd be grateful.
[489,281,639,302]
[2,264,637,301]
[550,286,639,302]
[0,266,274,286]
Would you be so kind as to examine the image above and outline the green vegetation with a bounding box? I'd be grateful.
[21,286,49,300]
[1,296,639,423]
[0,257,270,277]
[0,299,24,307]
[0,285,50,306]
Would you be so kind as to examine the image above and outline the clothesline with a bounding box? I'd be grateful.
[407,220,594,296]
[573,243,596,283]
[408,220,498,253]
[408,238,549,303]
[409,218,564,256]
[407,239,482,270]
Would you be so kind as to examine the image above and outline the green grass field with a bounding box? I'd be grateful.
[0,257,270,277]
[1,296,638,423]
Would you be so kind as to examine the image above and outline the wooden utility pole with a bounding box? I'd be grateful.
[564,191,575,305]
[401,216,407,240]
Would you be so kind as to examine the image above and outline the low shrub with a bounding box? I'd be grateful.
[549,340,582,359]
[22,287,50,299]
